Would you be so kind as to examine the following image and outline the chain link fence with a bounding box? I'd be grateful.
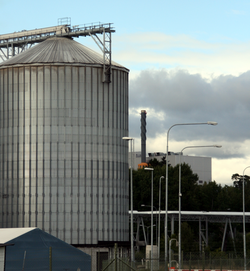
[179,251,246,270]
[102,250,248,271]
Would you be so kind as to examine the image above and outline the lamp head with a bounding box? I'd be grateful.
[122,137,133,141]
[213,145,222,148]
[207,121,218,126]
[144,167,154,171]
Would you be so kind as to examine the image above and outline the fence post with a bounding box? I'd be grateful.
[150,251,151,271]
[49,247,52,271]
[202,241,205,271]
[229,252,231,271]
[98,248,100,271]
[22,251,26,271]
[182,251,183,269]
[189,252,191,271]
[115,243,117,271]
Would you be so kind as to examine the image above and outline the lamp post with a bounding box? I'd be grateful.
[243,166,250,271]
[122,136,134,262]
[141,204,157,245]
[145,167,154,271]
[145,225,156,245]
[178,144,221,269]
[159,176,164,259]
[165,121,218,268]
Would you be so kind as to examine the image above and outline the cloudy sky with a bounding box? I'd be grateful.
[1,0,250,185]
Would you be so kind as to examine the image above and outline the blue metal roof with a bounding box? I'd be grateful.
[3,228,91,271]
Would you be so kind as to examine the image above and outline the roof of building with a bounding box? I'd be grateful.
[0,227,36,244]
[0,37,126,69]
[0,228,91,271]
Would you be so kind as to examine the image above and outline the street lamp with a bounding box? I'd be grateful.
[141,204,158,245]
[159,176,164,259]
[165,121,218,267]
[145,167,154,271]
[122,136,134,262]
[243,166,250,271]
[178,144,222,269]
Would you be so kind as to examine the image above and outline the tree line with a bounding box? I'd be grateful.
[132,158,250,253]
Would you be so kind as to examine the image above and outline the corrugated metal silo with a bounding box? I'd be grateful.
[0,37,129,246]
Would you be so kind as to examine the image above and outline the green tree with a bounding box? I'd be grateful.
[232,173,250,189]
[131,164,250,253]
[133,162,199,211]
[217,185,241,211]
[168,163,199,211]
[133,164,167,210]
[181,222,197,252]
[231,173,250,212]
[246,232,250,253]
[193,181,222,211]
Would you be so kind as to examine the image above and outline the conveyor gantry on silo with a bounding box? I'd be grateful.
[0,21,114,82]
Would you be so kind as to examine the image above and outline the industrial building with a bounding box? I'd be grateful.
[0,227,91,271]
[0,22,130,270]
[135,110,212,184]
[130,151,212,184]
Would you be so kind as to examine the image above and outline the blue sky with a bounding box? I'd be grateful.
[1,0,250,185]
[1,0,249,40]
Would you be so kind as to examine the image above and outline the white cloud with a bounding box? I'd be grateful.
[113,31,250,185]
[113,32,250,79]
[128,68,250,185]
[213,156,250,186]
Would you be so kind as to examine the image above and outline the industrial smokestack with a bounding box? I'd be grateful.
[140,110,147,163]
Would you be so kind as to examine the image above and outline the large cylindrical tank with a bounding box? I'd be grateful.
[0,37,129,245]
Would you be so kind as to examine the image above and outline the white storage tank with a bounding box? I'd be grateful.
[0,37,129,246]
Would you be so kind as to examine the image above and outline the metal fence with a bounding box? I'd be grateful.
[176,251,247,270]
[102,250,248,271]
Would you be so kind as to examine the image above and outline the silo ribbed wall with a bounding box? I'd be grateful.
[0,63,129,245]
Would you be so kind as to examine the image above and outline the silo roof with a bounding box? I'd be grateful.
[0,37,126,69]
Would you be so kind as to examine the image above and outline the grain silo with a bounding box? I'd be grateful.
[0,36,129,262]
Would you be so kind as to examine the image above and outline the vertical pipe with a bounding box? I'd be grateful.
[169,240,171,268]
[199,218,201,253]
[151,170,154,271]
[206,218,208,247]
[171,216,174,235]
[158,176,164,260]
[140,110,147,163]
[115,243,117,271]
[165,131,170,271]
[178,153,182,270]
[130,140,134,262]
[242,166,250,271]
